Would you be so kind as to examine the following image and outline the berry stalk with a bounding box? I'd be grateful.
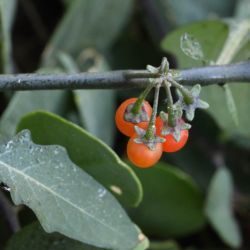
[131,82,154,115]
[163,80,176,127]
[144,84,161,141]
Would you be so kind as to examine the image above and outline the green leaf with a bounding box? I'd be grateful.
[143,0,235,36]
[57,51,115,146]
[5,222,149,250]
[216,19,250,65]
[41,0,132,146]
[235,0,250,18]
[75,88,115,146]
[0,91,68,139]
[42,0,133,65]
[205,167,242,248]
[5,222,105,250]
[162,19,250,138]
[16,110,143,207]
[161,20,228,68]
[165,141,215,191]
[129,162,206,237]
[0,130,147,250]
[0,0,17,73]
[180,33,204,61]
[223,84,239,126]
[149,240,180,250]
[74,53,115,147]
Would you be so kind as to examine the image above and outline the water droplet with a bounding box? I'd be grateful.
[29,145,34,153]
[97,188,107,198]
[18,130,31,143]
[5,141,14,150]
[54,148,59,155]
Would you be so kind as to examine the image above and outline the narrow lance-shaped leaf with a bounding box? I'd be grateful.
[223,84,239,126]
[57,51,115,147]
[205,167,242,248]
[0,0,17,73]
[0,90,68,139]
[42,0,133,65]
[0,130,147,250]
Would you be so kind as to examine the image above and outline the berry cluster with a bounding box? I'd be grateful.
[115,58,209,168]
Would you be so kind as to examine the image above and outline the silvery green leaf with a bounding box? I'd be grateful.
[0,130,147,250]
[42,0,133,64]
[205,167,242,248]
[162,19,250,138]
[180,33,204,61]
[0,91,67,138]
[223,84,239,126]
[0,0,17,73]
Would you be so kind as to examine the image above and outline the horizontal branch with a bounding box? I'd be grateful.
[0,70,152,90]
[0,61,249,91]
[175,61,250,85]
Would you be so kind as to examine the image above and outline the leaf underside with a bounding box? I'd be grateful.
[0,130,145,250]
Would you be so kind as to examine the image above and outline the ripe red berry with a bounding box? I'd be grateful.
[156,116,189,153]
[127,134,163,168]
[115,98,152,137]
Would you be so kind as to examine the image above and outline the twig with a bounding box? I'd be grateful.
[176,61,250,85]
[0,61,249,91]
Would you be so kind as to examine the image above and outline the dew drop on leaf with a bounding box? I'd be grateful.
[180,33,204,61]
[98,188,107,198]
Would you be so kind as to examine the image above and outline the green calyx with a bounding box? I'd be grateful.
[133,126,165,151]
[130,57,209,147]
[159,111,191,142]
[124,103,149,123]
[176,84,209,121]
[124,82,154,124]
